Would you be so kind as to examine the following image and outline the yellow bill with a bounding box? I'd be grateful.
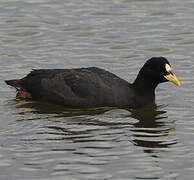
[164,64,180,86]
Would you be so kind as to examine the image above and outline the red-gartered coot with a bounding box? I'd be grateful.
[5,57,180,108]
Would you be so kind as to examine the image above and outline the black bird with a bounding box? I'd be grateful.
[5,57,180,108]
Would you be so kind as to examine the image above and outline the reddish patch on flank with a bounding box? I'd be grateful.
[16,90,28,99]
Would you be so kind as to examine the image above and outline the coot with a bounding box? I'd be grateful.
[5,57,180,108]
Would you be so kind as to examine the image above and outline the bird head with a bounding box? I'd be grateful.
[137,57,180,87]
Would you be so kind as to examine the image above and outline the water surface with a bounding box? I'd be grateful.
[1,0,194,179]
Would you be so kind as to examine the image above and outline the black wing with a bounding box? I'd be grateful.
[11,67,134,107]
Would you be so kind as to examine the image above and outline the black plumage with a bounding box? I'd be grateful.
[5,57,180,108]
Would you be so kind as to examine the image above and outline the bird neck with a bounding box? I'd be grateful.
[132,76,156,107]
[133,75,159,91]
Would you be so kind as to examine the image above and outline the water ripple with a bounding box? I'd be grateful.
[1,0,194,179]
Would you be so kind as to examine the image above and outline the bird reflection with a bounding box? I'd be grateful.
[129,104,177,153]
[14,100,177,153]
[14,100,112,117]
[130,104,167,128]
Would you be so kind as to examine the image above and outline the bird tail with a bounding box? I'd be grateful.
[5,79,21,89]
